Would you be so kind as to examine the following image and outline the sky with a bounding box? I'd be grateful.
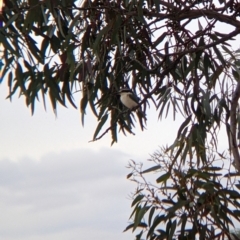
[0,1,183,234]
[0,2,238,240]
[0,82,182,240]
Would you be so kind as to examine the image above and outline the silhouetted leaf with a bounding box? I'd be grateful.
[156,172,170,183]
[80,95,88,126]
[93,114,108,140]
[132,195,144,207]
[141,165,161,174]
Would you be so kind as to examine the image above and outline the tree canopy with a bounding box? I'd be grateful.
[1,0,240,144]
[2,0,240,239]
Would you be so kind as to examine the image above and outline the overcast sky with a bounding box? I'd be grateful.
[0,82,183,240]
[0,4,239,239]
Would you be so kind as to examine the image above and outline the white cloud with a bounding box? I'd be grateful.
[0,148,136,240]
[0,78,179,240]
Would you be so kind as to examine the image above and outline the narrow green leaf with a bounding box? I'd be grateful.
[111,15,122,45]
[132,195,144,207]
[153,32,167,47]
[232,68,240,81]
[180,213,187,238]
[141,165,161,174]
[49,90,57,114]
[158,89,171,120]
[225,190,240,199]
[222,45,234,58]
[89,93,98,118]
[177,115,192,139]
[81,25,91,55]
[47,24,56,38]
[110,109,118,145]
[235,60,240,66]
[50,35,61,53]
[165,101,171,118]
[233,210,240,216]
[209,33,219,41]
[133,205,150,231]
[166,219,172,236]
[135,230,143,240]
[93,114,108,140]
[26,36,43,64]
[202,91,211,118]
[137,0,144,20]
[148,207,155,227]
[224,172,239,177]
[198,20,203,30]
[80,94,88,126]
[195,37,204,68]
[147,214,165,238]
[57,12,66,38]
[166,200,188,214]
[169,219,176,240]
[93,23,112,54]
[126,172,133,179]
[156,172,170,183]
[123,222,147,232]
[203,53,210,84]
[129,203,140,220]
[68,13,81,33]
[7,71,13,100]
[202,166,222,171]
[200,224,207,240]
[41,4,48,25]
[0,33,17,56]
[41,38,50,58]
[16,63,25,93]
[213,45,225,66]
[1,14,19,30]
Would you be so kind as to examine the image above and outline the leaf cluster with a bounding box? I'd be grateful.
[1,0,240,144]
[2,1,240,238]
[125,148,240,240]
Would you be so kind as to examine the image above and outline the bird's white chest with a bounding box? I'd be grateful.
[120,93,138,109]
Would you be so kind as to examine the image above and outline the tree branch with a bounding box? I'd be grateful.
[178,9,240,28]
[230,82,240,172]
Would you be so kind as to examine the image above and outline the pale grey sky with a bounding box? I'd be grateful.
[0,82,182,240]
[0,147,134,240]
[0,4,237,239]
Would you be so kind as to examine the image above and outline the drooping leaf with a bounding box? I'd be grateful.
[133,204,150,231]
[80,94,88,126]
[132,195,144,207]
[93,114,108,140]
[141,165,161,174]
[156,172,170,183]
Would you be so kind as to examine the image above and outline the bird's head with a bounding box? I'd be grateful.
[118,88,132,95]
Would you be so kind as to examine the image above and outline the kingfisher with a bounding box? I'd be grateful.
[118,88,147,130]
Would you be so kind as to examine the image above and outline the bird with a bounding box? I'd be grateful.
[118,88,140,110]
[118,88,147,130]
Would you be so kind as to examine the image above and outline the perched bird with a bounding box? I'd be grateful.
[118,88,140,110]
[118,88,147,130]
